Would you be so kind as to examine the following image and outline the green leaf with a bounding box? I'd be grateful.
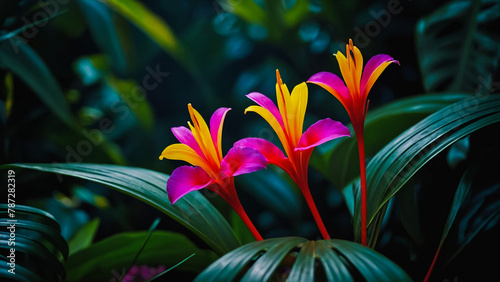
[122,218,161,278]
[416,0,500,92]
[396,178,424,245]
[105,76,155,130]
[0,261,45,282]
[0,204,68,281]
[77,0,132,75]
[445,175,500,265]
[0,37,76,128]
[353,94,500,245]
[101,0,183,62]
[438,167,476,248]
[1,163,240,255]
[67,218,100,256]
[219,0,267,26]
[65,230,217,282]
[312,93,470,192]
[195,237,412,281]
[148,253,196,282]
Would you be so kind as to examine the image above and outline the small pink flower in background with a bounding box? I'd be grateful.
[123,265,166,282]
[236,69,350,239]
[159,104,266,240]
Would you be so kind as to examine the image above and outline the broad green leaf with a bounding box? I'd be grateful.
[352,94,500,244]
[0,37,76,128]
[1,163,240,255]
[195,237,412,281]
[416,0,500,92]
[0,204,68,281]
[311,93,470,191]
[65,231,217,282]
[67,218,100,256]
[0,204,68,259]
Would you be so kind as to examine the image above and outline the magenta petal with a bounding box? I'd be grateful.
[360,54,399,94]
[296,118,351,151]
[307,72,350,101]
[171,126,203,156]
[234,137,286,164]
[220,147,267,178]
[167,166,214,204]
[210,107,231,150]
[246,92,284,127]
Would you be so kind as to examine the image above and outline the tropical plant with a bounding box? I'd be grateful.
[1,0,499,281]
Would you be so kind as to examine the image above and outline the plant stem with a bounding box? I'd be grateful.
[232,200,263,241]
[424,247,441,282]
[301,183,331,240]
[217,178,263,241]
[355,127,368,246]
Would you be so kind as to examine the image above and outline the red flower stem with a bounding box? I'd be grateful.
[301,183,331,240]
[355,127,368,246]
[231,200,263,241]
[424,247,441,282]
[217,178,263,241]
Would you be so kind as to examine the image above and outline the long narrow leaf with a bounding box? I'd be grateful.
[353,94,500,243]
[0,37,76,128]
[312,93,469,192]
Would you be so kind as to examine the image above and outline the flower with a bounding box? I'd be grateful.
[235,69,350,239]
[308,39,398,245]
[308,39,399,131]
[159,104,267,240]
[123,265,166,282]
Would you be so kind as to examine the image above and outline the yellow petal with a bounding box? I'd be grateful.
[336,51,357,96]
[245,105,293,157]
[352,44,363,95]
[188,104,220,167]
[275,70,292,137]
[159,143,216,178]
[289,82,308,145]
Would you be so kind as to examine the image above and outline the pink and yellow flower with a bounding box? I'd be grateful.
[159,104,267,240]
[308,39,398,245]
[236,70,350,239]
